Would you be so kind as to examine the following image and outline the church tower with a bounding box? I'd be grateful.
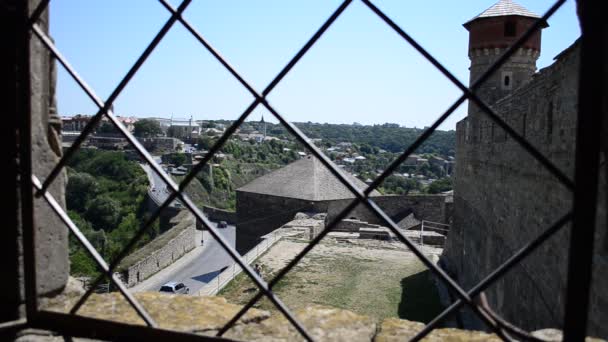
[464,0,547,114]
[260,115,267,139]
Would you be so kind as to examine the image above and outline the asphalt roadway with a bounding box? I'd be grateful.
[131,222,236,294]
[135,158,237,294]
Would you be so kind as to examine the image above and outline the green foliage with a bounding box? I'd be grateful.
[70,249,100,277]
[163,153,187,167]
[97,122,118,135]
[66,172,99,212]
[293,122,455,156]
[380,176,421,195]
[426,177,453,194]
[69,150,142,182]
[66,149,149,278]
[197,136,216,150]
[85,196,122,231]
[133,119,162,137]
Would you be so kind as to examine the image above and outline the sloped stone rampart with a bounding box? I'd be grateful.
[119,211,196,287]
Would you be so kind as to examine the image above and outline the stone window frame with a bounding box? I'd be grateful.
[12,0,604,341]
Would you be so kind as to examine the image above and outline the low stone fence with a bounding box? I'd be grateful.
[118,211,196,287]
[197,230,281,296]
[202,205,236,225]
[332,218,382,232]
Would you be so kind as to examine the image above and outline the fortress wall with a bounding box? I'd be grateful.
[120,211,197,288]
[236,191,324,253]
[444,44,608,337]
[202,205,236,225]
[325,195,448,226]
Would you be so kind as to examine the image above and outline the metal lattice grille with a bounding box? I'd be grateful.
[18,0,602,341]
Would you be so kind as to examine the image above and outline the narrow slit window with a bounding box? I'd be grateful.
[505,20,516,37]
[504,75,511,87]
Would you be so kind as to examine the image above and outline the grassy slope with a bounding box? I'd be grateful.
[219,240,443,323]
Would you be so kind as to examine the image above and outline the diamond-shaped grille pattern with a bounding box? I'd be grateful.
[19,0,597,341]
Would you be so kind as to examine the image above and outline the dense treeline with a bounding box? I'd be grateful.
[210,120,455,156]
[193,121,455,198]
[236,121,455,156]
[66,149,158,278]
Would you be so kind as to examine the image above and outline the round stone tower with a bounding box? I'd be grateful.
[464,0,548,114]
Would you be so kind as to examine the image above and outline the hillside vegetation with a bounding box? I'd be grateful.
[66,149,159,278]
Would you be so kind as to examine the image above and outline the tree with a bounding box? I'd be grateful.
[164,153,187,167]
[197,136,215,150]
[85,196,122,231]
[133,119,162,137]
[66,172,99,212]
[97,122,118,135]
[427,177,453,194]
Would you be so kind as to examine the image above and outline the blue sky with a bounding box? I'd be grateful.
[50,0,580,130]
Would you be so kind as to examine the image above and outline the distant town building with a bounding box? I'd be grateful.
[61,114,90,132]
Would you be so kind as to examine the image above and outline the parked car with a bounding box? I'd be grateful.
[159,282,189,294]
[218,221,228,228]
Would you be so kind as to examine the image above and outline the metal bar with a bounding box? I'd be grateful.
[76,1,355,337]
[32,176,158,328]
[61,0,350,309]
[563,1,605,340]
[27,0,50,26]
[71,104,314,337]
[364,96,466,196]
[158,0,259,97]
[26,0,570,339]
[33,311,224,342]
[71,98,261,315]
[176,188,314,341]
[411,212,572,341]
[37,0,192,196]
[30,24,107,118]
[221,97,512,339]
[361,0,573,193]
[218,195,365,336]
[16,0,39,322]
[0,318,27,332]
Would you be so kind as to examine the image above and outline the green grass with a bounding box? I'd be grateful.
[218,243,443,323]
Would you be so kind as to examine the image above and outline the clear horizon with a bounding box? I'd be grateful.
[51,0,580,130]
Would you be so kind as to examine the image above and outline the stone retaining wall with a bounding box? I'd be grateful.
[332,218,381,232]
[326,194,450,226]
[120,212,196,287]
[202,205,236,225]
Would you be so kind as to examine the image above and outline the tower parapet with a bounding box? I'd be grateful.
[464,0,547,114]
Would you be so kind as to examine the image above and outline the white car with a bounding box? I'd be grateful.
[159,282,189,294]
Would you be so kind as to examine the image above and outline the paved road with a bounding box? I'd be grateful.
[141,162,182,208]
[131,222,236,294]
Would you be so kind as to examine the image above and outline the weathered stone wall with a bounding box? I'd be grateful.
[137,137,180,152]
[236,191,328,253]
[120,212,196,288]
[332,218,381,232]
[325,195,449,226]
[145,191,181,229]
[236,192,449,254]
[202,205,236,225]
[29,2,69,298]
[41,292,606,342]
[443,42,608,337]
